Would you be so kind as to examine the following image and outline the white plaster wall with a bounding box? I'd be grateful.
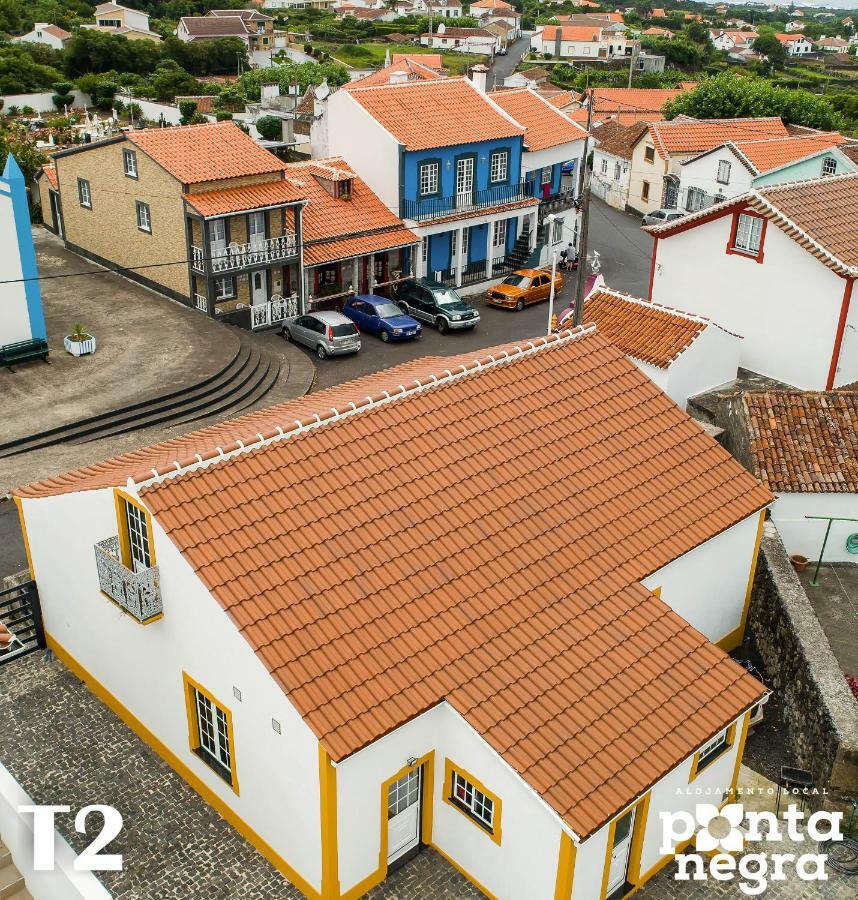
[627,139,668,213]
[336,702,563,900]
[678,147,753,205]
[770,493,858,563]
[326,90,401,215]
[651,216,844,389]
[0,187,33,345]
[0,91,91,114]
[19,490,324,894]
[592,150,630,210]
[664,322,741,408]
[642,512,761,644]
[524,139,585,175]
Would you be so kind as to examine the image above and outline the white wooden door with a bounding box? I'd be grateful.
[251,271,267,306]
[456,157,474,208]
[606,807,635,896]
[387,768,421,865]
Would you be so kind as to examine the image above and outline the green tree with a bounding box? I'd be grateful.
[255,115,282,141]
[178,98,198,124]
[0,130,47,181]
[52,80,75,110]
[663,72,843,131]
[0,45,63,92]
[238,60,349,99]
[752,32,786,69]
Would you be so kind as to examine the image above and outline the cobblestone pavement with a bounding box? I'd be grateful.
[364,850,482,899]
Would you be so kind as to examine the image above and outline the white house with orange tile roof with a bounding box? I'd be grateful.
[645,174,858,391]
[530,24,633,59]
[469,0,521,38]
[11,22,71,50]
[562,287,742,407]
[14,326,770,900]
[709,29,757,51]
[774,32,813,55]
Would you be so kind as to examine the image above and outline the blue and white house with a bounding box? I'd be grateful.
[1,155,48,350]
[326,71,558,288]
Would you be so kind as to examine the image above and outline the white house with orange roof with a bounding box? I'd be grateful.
[774,32,813,55]
[676,134,857,211]
[14,324,770,900]
[11,22,71,50]
[709,29,757,51]
[645,174,858,391]
[469,0,522,38]
[530,24,633,60]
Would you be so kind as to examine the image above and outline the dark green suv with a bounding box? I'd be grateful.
[394,278,480,334]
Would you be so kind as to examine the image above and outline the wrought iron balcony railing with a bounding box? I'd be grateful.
[402,181,531,222]
[190,234,299,274]
[95,536,162,623]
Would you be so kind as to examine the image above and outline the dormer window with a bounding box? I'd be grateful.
[335,178,353,200]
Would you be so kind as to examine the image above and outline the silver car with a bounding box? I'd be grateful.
[641,208,686,227]
[280,310,361,359]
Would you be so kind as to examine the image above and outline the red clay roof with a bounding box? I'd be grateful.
[744,391,858,493]
[647,117,788,158]
[183,179,305,216]
[546,90,577,109]
[488,89,587,152]
[580,289,720,368]
[345,58,444,89]
[345,78,524,151]
[592,88,686,114]
[135,327,768,839]
[129,122,285,184]
[391,52,444,70]
[39,164,58,189]
[732,134,845,173]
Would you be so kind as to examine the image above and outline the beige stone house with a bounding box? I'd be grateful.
[42,122,306,327]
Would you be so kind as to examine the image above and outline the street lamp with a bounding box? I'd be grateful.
[546,213,558,335]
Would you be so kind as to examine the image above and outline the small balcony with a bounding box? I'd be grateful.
[538,188,579,220]
[190,234,299,274]
[94,536,162,623]
[402,181,531,223]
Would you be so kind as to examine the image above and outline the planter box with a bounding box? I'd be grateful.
[64,335,96,357]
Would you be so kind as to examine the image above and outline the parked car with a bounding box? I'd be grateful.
[280,310,360,359]
[497,45,508,55]
[486,268,563,311]
[641,208,686,227]
[341,294,422,342]
[394,278,480,333]
[561,160,576,175]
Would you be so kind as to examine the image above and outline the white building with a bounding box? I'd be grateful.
[743,391,858,563]
[83,2,162,41]
[784,20,805,32]
[11,23,71,50]
[646,173,858,391]
[775,33,814,55]
[421,23,498,54]
[568,288,742,408]
[264,0,336,9]
[709,29,757,51]
[591,121,647,211]
[677,135,857,212]
[15,324,771,900]
[469,0,522,38]
[394,0,463,18]
[530,24,632,59]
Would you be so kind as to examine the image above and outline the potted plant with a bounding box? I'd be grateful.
[790,554,809,573]
[63,323,96,357]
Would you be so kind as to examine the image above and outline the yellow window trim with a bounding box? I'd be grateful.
[688,721,737,783]
[598,792,650,900]
[182,671,240,796]
[114,488,156,570]
[442,758,502,846]
[553,830,577,900]
[45,634,317,899]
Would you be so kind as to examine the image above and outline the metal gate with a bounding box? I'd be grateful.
[0,580,45,665]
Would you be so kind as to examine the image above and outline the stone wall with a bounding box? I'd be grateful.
[747,521,858,808]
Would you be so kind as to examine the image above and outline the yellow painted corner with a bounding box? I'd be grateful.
[319,745,340,900]
[13,496,36,581]
[553,830,576,900]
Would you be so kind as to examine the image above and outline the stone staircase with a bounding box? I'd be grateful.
[0,841,31,900]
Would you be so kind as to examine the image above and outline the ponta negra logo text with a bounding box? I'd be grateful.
[660,803,843,895]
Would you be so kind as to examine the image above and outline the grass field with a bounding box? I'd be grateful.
[314,41,486,75]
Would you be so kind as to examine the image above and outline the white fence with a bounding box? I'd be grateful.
[251,293,298,329]
[0,763,112,900]
[1,91,91,114]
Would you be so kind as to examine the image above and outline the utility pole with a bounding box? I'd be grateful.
[628,40,639,89]
[573,88,593,328]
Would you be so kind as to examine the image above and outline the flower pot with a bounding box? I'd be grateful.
[64,334,96,356]
[790,554,809,573]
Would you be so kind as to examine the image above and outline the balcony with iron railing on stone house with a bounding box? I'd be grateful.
[190,234,299,275]
[94,536,162,623]
[538,187,579,221]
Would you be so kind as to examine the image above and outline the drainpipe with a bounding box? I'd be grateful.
[826,277,853,390]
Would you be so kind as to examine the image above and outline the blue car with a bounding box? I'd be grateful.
[341,294,422,342]
[561,160,576,175]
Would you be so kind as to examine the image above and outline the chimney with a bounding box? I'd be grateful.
[470,63,488,94]
[389,69,409,84]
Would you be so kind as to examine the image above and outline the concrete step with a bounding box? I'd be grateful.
[0,863,25,900]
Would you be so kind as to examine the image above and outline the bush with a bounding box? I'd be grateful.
[22,105,34,114]
[215,110,233,121]
[255,114,282,141]
[178,99,198,124]
[304,42,312,53]
[7,105,20,116]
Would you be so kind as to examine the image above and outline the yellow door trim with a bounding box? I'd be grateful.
[599,817,618,900]
[728,712,751,801]
[319,746,340,900]
[599,792,649,900]
[553,830,577,900]
[12,497,36,581]
[45,633,320,900]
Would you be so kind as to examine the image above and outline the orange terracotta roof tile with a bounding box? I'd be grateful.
[20,329,771,839]
[591,87,686,114]
[488,89,588,151]
[128,121,285,184]
[391,52,444,70]
[647,117,788,158]
[346,78,524,151]
[744,391,858,493]
[183,178,305,216]
[132,327,769,840]
[546,90,577,109]
[578,289,725,368]
[39,164,58,189]
[304,227,418,266]
[731,134,846,173]
[345,58,444,89]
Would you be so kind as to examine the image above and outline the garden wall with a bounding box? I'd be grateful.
[0,91,91,114]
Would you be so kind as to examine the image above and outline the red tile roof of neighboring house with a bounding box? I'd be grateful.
[744,391,858,493]
[345,78,524,151]
[775,32,806,43]
[645,173,858,276]
[546,90,578,109]
[391,52,444,70]
[579,289,736,368]
[39,164,58,189]
[732,134,846,173]
[569,108,664,126]
[646,117,788,158]
[345,58,444,89]
[471,0,513,8]
[182,179,305,216]
[174,95,218,114]
[591,87,687,115]
[643,26,674,36]
[179,15,251,36]
[21,327,770,840]
[421,26,493,38]
[282,158,419,266]
[593,121,650,160]
[39,24,72,39]
[488,88,588,151]
[128,121,285,184]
